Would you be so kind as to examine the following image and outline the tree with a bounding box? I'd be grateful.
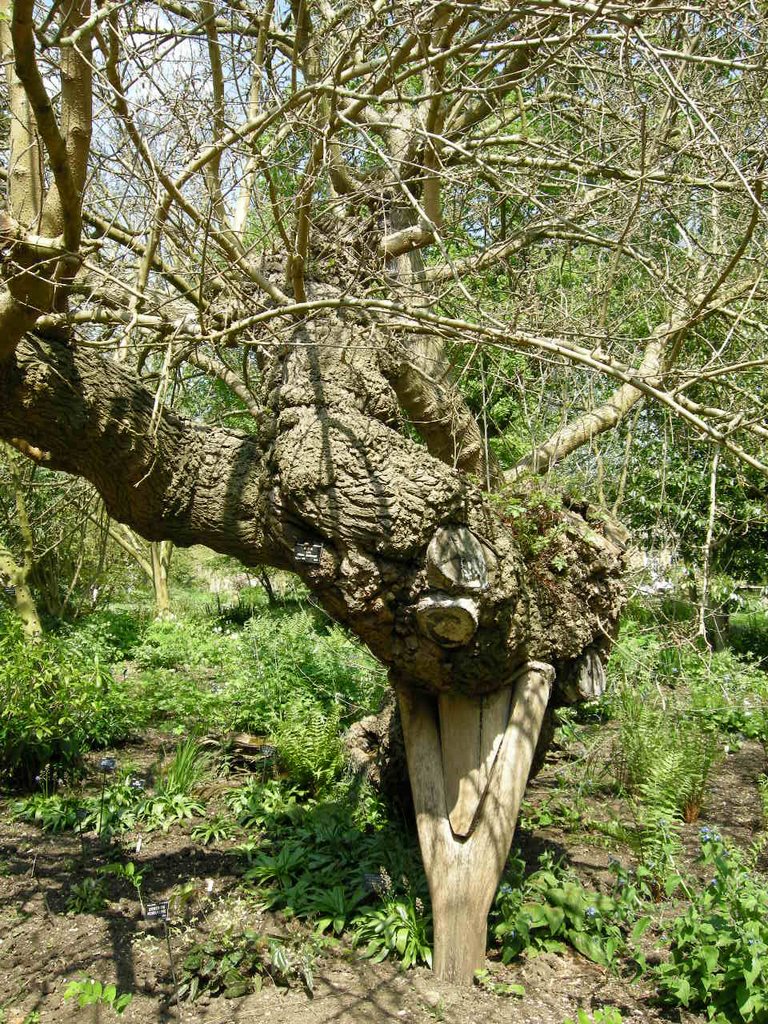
[0,443,128,628]
[1,0,766,983]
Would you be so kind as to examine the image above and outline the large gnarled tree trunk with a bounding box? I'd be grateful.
[0,314,625,981]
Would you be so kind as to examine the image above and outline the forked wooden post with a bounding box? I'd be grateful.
[398,662,554,985]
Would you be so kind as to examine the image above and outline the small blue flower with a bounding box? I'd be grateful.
[708,878,718,888]
[586,906,598,919]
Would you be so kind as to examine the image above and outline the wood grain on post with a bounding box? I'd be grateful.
[398,662,554,985]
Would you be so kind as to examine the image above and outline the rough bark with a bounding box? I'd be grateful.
[0,326,626,700]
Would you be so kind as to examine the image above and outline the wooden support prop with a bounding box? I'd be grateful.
[398,663,554,985]
[561,646,606,703]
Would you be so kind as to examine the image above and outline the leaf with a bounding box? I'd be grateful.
[188,975,200,1002]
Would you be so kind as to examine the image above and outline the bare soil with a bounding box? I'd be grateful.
[1,734,765,1024]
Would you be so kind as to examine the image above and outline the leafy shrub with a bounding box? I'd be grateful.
[0,613,142,784]
[491,851,646,968]
[130,606,386,739]
[133,668,222,735]
[133,618,220,670]
[353,894,433,968]
[688,649,768,741]
[656,831,768,1023]
[729,612,768,666]
[63,609,147,662]
[605,619,662,693]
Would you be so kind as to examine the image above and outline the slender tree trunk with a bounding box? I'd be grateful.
[0,542,42,637]
[0,446,42,636]
[698,450,720,645]
[150,539,173,618]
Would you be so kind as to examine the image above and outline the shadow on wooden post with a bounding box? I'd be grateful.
[397,662,554,985]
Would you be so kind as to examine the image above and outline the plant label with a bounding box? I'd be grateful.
[294,541,323,564]
[99,757,117,772]
[145,900,170,921]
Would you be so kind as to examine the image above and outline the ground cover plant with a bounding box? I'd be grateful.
[1,571,767,1023]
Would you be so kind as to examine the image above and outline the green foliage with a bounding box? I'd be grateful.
[564,1009,624,1024]
[233,779,427,964]
[520,794,583,832]
[656,831,768,1023]
[134,617,219,670]
[63,978,132,1015]
[687,649,768,741]
[473,968,525,997]
[489,484,567,558]
[611,689,721,824]
[98,861,145,911]
[729,613,768,666]
[491,851,647,968]
[11,757,210,836]
[191,815,237,845]
[159,737,214,796]
[66,878,108,914]
[271,698,344,791]
[62,609,147,662]
[0,612,141,783]
[10,793,82,832]
[178,930,314,1000]
[137,791,206,830]
[131,605,386,739]
[353,894,433,969]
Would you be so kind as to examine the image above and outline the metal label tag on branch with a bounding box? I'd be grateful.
[145,900,170,921]
[99,757,117,772]
[295,541,323,564]
[1,586,15,600]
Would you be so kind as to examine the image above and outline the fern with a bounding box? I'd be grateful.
[272,699,344,792]
[610,687,721,883]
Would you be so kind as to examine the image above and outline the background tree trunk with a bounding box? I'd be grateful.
[150,540,174,619]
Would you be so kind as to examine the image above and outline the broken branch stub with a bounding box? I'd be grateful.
[426,525,492,592]
[414,592,479,647]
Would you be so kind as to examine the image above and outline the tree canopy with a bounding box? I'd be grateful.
[1,0,766,483]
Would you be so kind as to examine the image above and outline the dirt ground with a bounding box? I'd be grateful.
[1,736,765,1024]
